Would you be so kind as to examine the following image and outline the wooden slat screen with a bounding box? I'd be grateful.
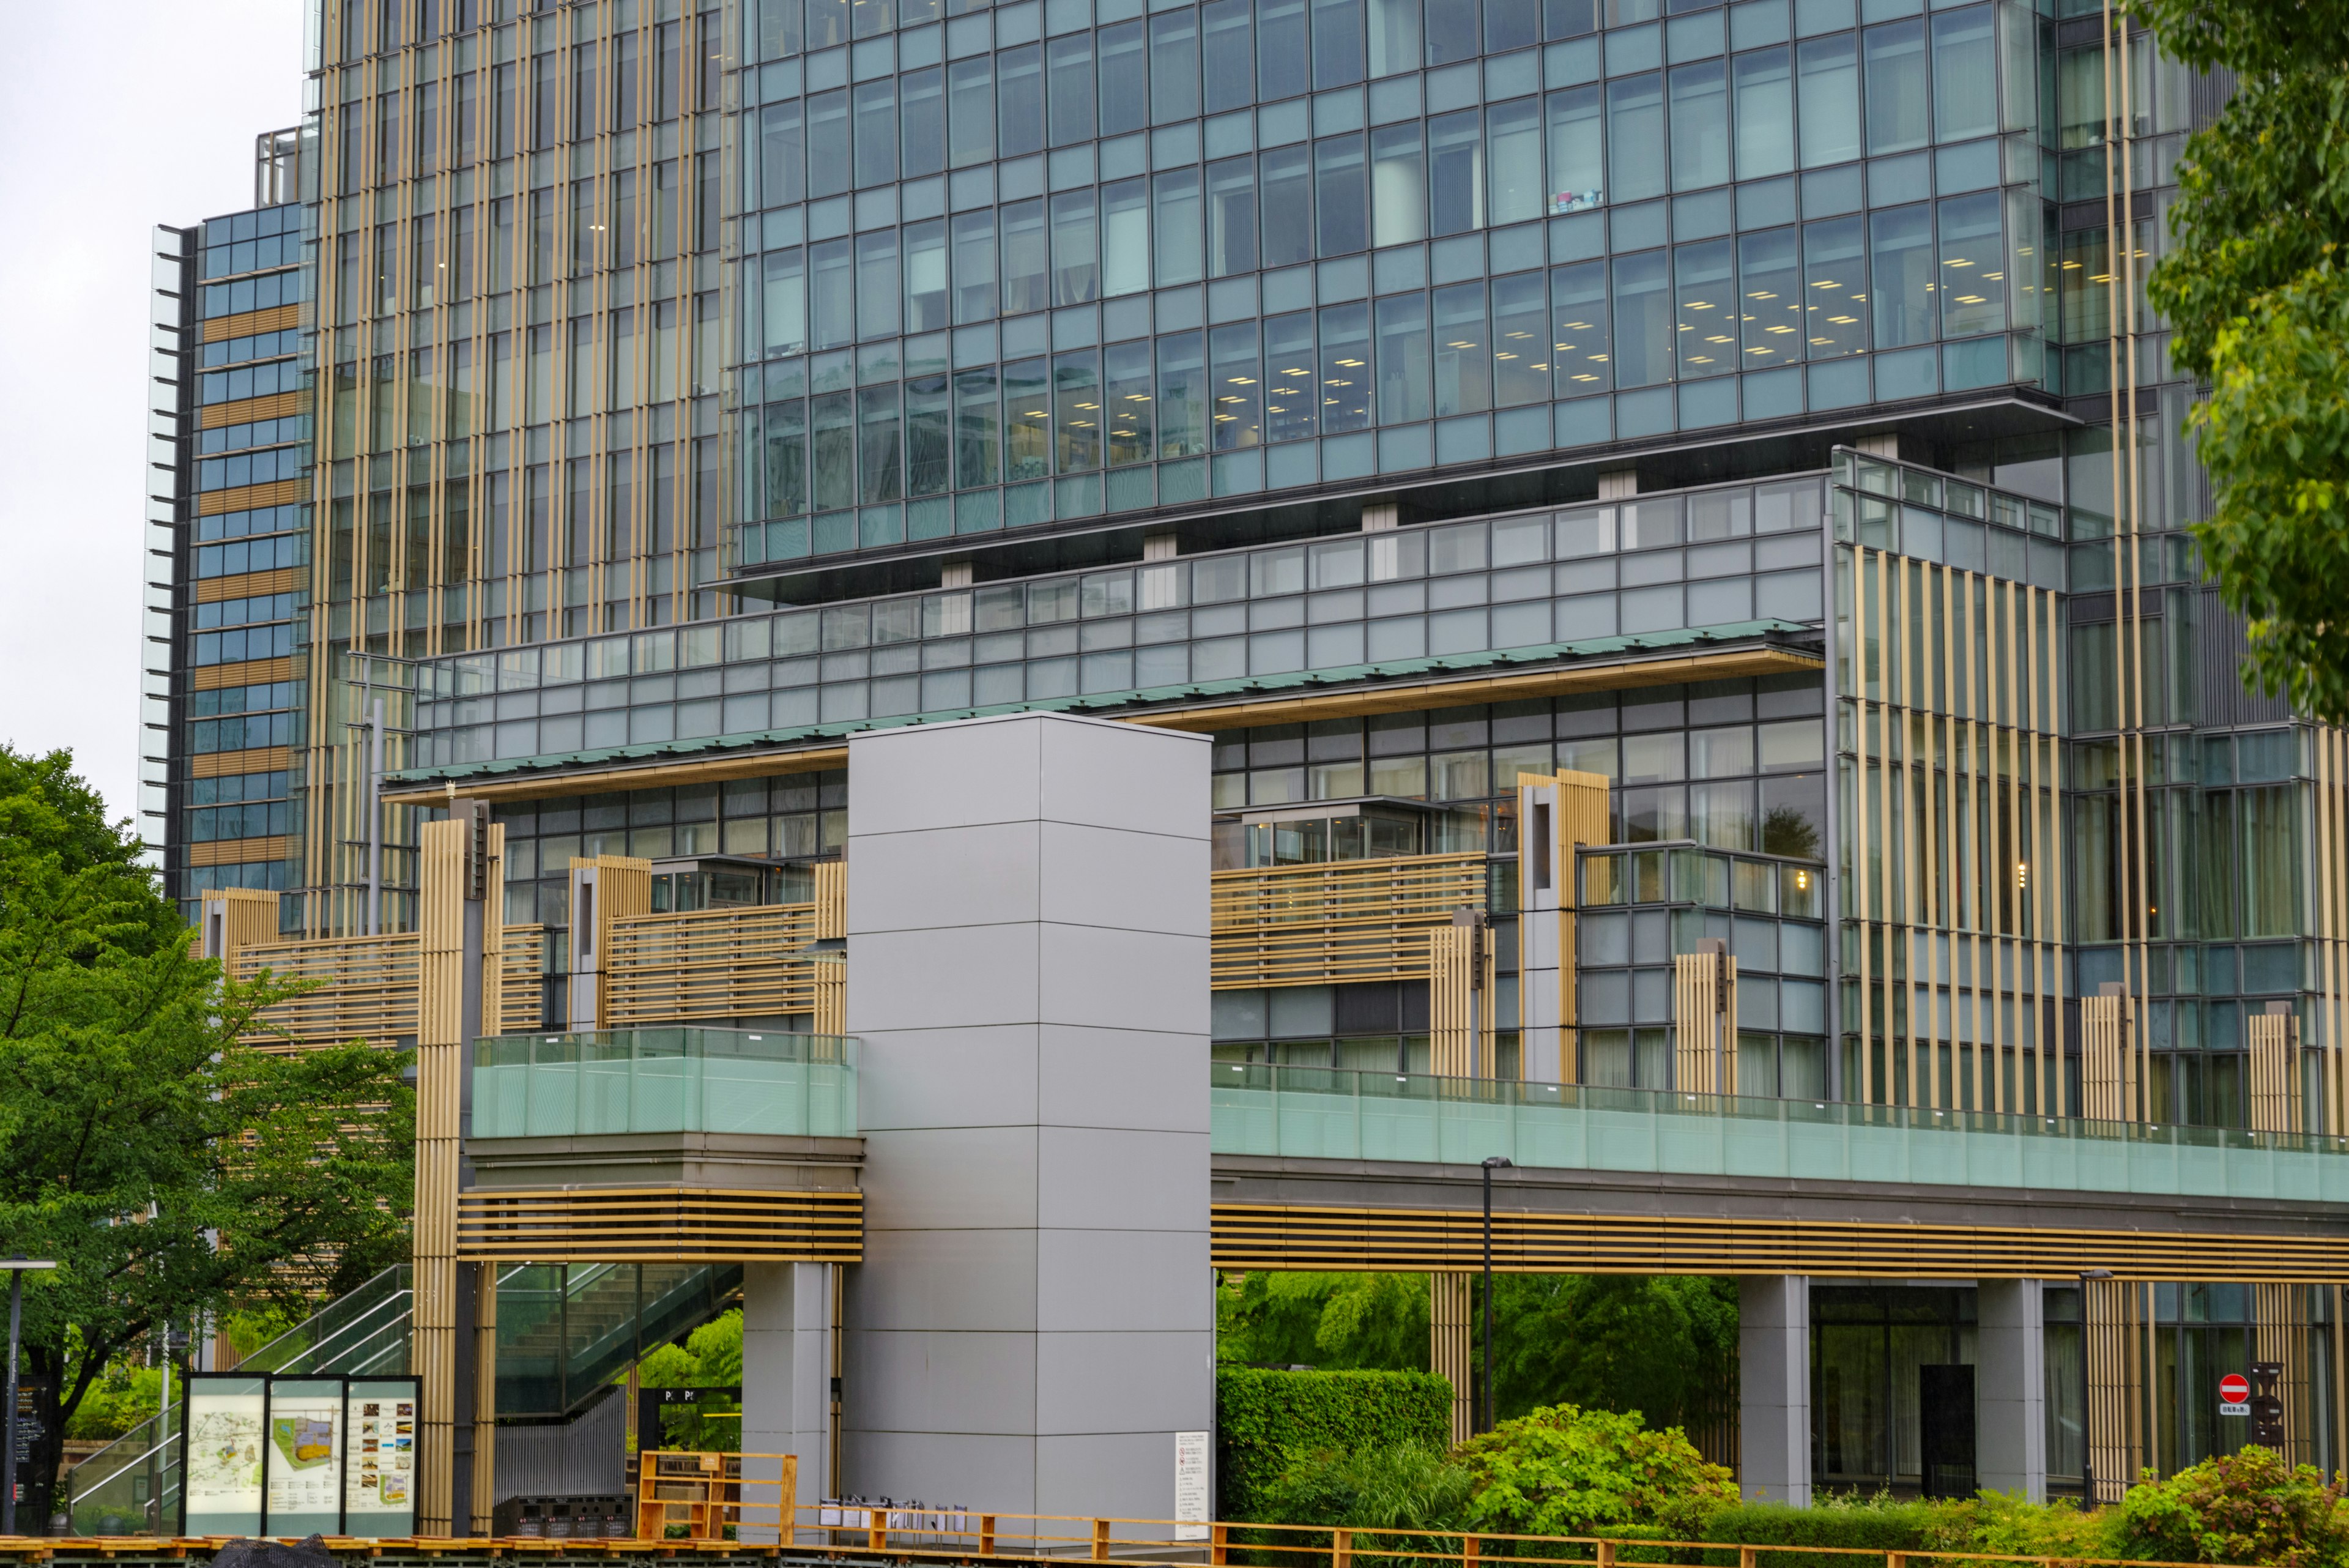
[603,902,823,1025]
[1211,852,1485,988]
[456,1186,863,1263]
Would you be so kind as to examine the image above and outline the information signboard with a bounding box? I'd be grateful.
[182,1377,267,1538]
[343,1381,419,1536]
[181,1372,422,1539]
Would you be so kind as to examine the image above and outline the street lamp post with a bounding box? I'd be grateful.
[1480,1157,1513,1433]
[0,1257,57,1537]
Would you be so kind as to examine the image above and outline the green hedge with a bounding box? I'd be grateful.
[1218,1367,1454,1520]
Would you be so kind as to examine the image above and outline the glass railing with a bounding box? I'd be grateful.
[472,1028,858,1139]
[237,1264,414,1377]
[1209,1064,2349,1203]
[496,1260,741,1419]
[65,1407,180,1536]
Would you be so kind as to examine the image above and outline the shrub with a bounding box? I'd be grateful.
[1220,1367,1455,1521]
[1256,1443,1477,1537]
[1455,1403,1737,1540]
[2113,1447,2349,1568]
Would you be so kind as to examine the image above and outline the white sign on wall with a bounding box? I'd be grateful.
[1174,1430,1211,1541]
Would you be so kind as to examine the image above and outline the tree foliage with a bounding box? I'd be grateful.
[2135,0,2349,721]
[0,744,414,1513]
[2113,1447,2349,1568]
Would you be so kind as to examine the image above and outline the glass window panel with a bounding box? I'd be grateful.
[1048,32,1098,146]
[1265,310,1319,442]
[1862,20,1928,156]
[856,229,901,338]
[1320,300,1375,431]
[811,390,858,508]
[1315,0,1367,87]
[1004,356,1053,478]
[764,397,808,514]
[764,247,809,355]
[1433,281,1490,416]
[1102,178,1152,297]
[1105,339,1156,463]
[854,78,898,187]
[1052,188,1100,305]
[1488,97,1544,226]
[1732,46,1792,181]
[1607,72,1666,204]
[1425,0,1478,62]
[1869,203,1934,349]
[1262,145,1316,267]
[1795,35,1858,168]
[952,209,999,322]
[1931,6,1995,141]
[1209,156,1262,276]
[1158,329,1211,455]
[1003,198,1050,314]
[762,102,807,206]
[1674,239,1736,379]
[1938,190,2004,338]
[1203,0,1256,113]
[811,236,856,347]
[1669,59,1728,191]
[907,373,952,494]
[1371,122,1428,245]
[1316,134,1370,256]
[949,54,996,167]
[1099,21,1149,137]
[1211,320,1263,448]
[1000,42,1045,157]
[1428,108,1484,235]
[1055,348,1104,471]
[1261,0,1311,100]
[1737,225,1803,368]
[955,365,1000,486]
[906,219,949,333]
[858,383,904,501]
[1369,0,1421,74]
[902,65,946,177]
[1375,291,1432,422]
[1491,269,1549,405]
[1612,249,1671,387]
[1156,167,1206,284]
[1551,259,1611,393]
[1153,9,1204,123]
[1802,214,1867,357]
[807,89,852,197]
[1545,86,1602,215]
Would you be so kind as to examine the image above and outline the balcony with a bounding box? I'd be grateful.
[472,1027,858,1140]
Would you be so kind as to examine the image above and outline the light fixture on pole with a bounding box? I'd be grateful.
[1480,1157,1513,1434]
[0,1257,56,1537]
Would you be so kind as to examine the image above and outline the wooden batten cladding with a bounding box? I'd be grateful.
[197,566,305,603]
[1213,1203,2349,1281]
[2249,1006,2303,1135]
[1428,922,1499,1077]
[223,920,545,1048]
[190,834,293,868]
[456,1186,863,1265]
[1672,946,1738,1096]
[1429,1273,1475,1445]
[199,477,305,516]
[198,389,305,429]
[193,655,295,691]
[191,745,292,778]
[2084,1276,2146,1504]
[2254,1283,2315,1468]
[2310,727,2349,1136]
[603,902,823,1025]
[1842,544,2064,1115]
[1210,853,1486,987]
[201,302,303,342]
[2081,990,2139,1124]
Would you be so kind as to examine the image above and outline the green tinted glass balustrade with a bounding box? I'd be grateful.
[1210,1064,2349,1204]
[473,1028,858,1139]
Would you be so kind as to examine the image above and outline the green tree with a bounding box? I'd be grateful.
[1217,1273,1432,1370]
[2134,0,2349,721]
[0,745,414,1517]
[1490,1274,1739,1429]
[635,1310,744,1450]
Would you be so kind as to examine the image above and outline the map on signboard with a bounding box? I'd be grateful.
[272,1415,335,1470]
[191,1409,264,1499]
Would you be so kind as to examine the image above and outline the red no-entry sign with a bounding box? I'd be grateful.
[2221,1373,2252,1413]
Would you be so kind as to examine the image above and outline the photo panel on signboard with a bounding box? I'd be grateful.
[263,1378,346,1536]
[182,1375,267,1537]
[342,1379,420,1538]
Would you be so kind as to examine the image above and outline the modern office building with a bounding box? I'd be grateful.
[136,0,2349,1536]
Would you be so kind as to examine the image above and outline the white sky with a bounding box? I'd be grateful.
[0,1,306,827]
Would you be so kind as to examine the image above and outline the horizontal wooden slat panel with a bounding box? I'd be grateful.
[500,925,549,1034]
[198,567,304,602]
[191,746,292,777]
[1211,1203,2349,1282]
[198,478,306,515]
[193,656,295,691]
[604,902,823,1025]
[187,835,291,868]
[458,1186,864,1264]
[235,930,421,1049]
[202,303,303,341]
[1211,852,1483,988]
[199,390,306,429]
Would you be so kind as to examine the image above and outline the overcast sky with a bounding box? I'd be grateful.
[0,1,306,827]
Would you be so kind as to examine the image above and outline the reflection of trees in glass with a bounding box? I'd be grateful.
[1761,803,1820,860]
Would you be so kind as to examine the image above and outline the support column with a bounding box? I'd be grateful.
[1515,771,1611,1083]
[1430,1274,1474,1446]
[1738,1276,1810,1505]
[742,1262,834,1542]
[1977,1279,2046,1501]
[844,713,1213,1525]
